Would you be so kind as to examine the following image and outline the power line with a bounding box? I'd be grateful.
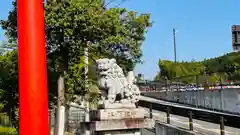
[114,0,128,7]
[104,0,129,8]
[104,0,118,7]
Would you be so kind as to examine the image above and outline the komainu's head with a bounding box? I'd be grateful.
[96,58,116,72]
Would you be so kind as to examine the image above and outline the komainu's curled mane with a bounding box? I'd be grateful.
[96,58,140,104]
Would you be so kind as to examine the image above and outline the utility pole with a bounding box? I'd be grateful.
[203,66,208,89]
[173,28,177,63]
[173,28,177,89]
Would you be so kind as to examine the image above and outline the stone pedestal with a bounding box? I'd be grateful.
[98,130,140,135]
[90,108,145,120]
[98,102,136,109]
[91,118,153,131]
[80,107,154,135]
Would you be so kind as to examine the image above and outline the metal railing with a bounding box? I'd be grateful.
[147,102,227,135]
[142,88,240,115]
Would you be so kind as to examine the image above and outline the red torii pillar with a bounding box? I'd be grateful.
[18,0,49,135]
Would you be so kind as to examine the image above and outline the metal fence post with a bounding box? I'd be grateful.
[166,107,170,124]
[149,103,153,118]
[220,116,225,135]
[189,110,193,131]
[164,76,168,92]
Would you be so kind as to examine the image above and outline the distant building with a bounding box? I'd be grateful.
[137,74,144,81]
[232,25,240,52]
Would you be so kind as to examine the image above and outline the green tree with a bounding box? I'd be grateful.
[0,49,19,129]
[44,0,152,102]
[154,72,161,81]
[156,52,240,84]
[1,0,152,104]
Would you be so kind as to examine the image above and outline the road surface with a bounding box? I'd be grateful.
[142,107,240,135]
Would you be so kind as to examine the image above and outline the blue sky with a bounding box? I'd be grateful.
[0,0,240,80]
[0,0,14,42]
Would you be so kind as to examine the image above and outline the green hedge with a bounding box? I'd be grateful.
[0,126,17,135]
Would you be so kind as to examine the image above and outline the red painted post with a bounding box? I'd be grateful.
[17,0,49,135]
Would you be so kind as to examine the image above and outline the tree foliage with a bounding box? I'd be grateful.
[0,48,18,129]
[44,0,152,100]
[155,52,240,84]
[0,0,152,108]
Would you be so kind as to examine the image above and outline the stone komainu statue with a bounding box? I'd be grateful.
[96,58,140,104]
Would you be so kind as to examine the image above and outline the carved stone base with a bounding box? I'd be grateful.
[90,108,145,121]
[91,118,154,131]
[99,102,136,109]
[80,105,153,135]
[99,99,136,109]
[98,129,140,135]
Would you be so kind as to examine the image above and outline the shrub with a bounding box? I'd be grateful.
[0,126,17,135]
